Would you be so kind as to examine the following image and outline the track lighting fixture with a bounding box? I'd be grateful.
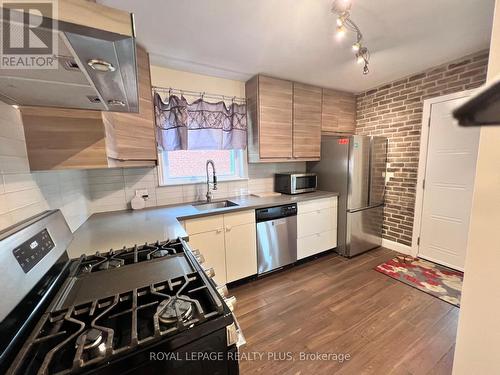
[332,0,370,75]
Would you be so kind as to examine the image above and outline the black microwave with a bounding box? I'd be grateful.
[274,173,317,195]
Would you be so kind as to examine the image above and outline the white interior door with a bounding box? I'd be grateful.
[418,96,480,270]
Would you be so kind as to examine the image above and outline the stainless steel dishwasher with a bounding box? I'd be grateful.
[256,203,297,274]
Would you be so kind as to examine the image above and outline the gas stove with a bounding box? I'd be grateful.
[0,210,243,375]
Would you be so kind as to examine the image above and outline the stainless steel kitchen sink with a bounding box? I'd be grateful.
[192,200,239,211]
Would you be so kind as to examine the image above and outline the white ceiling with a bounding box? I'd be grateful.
[101,0,495,93]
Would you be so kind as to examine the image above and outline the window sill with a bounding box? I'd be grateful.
[158,176,249,187]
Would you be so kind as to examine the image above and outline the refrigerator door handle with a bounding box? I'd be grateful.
[347,203,384,213]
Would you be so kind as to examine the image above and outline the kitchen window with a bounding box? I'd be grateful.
[158,149,248,186]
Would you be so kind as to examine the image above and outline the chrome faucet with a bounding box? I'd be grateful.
[205,160,217,202]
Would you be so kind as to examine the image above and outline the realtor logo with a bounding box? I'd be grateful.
[0,0,58,69]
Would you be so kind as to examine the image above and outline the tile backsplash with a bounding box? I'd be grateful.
[0,101,92,232]
[0,100,304,231]
[88,162,306,214]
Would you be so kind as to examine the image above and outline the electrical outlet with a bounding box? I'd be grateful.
[135,189,149,199]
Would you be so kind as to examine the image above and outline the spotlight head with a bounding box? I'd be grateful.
[336,24,346,38]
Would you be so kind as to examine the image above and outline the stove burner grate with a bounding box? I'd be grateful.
[10,273,224,374]
[157,297,194,324]
[76,240,181,275]
[76,328,104,350]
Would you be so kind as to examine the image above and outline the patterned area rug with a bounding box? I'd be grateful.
[375,256,463,307]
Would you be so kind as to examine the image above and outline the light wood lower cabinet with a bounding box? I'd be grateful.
[184,210,257,285]
[225,222,257,283]
[187,229,226,285]
[298,230,337,260]
[297,197,338,260]
[297,207,336,237]
[185,199,338,280]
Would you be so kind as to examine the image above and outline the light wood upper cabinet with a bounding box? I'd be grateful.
[102,47,156,162]
[20,45,157,171]
[293,83,322,158]
[321,88,356,134]
[246,75,355,162]
[246,75,293,160]
[21,107,109,170]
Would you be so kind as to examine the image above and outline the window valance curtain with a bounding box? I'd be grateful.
[154,93,247,151]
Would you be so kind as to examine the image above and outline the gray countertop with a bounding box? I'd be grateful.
[67,191,339,258]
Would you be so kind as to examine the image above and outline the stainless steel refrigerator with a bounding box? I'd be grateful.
[308,135,387,257]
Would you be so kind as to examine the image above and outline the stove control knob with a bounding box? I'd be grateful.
[192,249,201,256]
[217,285,229,297]
[204,267,215,278]
[195,253,205,264]
[224,296,237,312]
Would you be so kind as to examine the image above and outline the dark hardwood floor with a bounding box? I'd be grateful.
[230,247,458,375]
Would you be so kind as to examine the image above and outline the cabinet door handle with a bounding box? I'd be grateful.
[316,210,321,214]
[226,225,232,232]
[216,228,223,233]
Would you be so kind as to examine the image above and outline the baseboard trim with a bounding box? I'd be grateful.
[381,239,414,256]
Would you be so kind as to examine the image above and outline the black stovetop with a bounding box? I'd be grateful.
[7,239,234,375]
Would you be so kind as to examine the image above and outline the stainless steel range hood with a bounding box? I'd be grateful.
[453,74,500,126]
[0,1,138,113]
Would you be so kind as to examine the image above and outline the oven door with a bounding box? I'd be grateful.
[292,174,317,193]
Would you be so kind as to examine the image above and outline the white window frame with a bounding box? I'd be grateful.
[157,149,249,186]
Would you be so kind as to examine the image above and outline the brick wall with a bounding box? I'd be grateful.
[356,50,489,246]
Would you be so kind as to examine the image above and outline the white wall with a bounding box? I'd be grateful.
[453,0,500,373]
[150,65,245,99]
[0,101,92,232]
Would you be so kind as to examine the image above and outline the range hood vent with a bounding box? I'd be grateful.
[0,2,138,113]
[453,75,500,126]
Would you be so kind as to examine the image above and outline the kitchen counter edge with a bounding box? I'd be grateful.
[67,191,339,258]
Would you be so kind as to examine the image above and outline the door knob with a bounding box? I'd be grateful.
[226,225,232,232]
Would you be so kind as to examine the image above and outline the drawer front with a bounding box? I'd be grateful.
[297,207,337,238]
[223,210,255,228]
[185,215,224,235]
[297,230,337,260]
[298,197,337,214]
